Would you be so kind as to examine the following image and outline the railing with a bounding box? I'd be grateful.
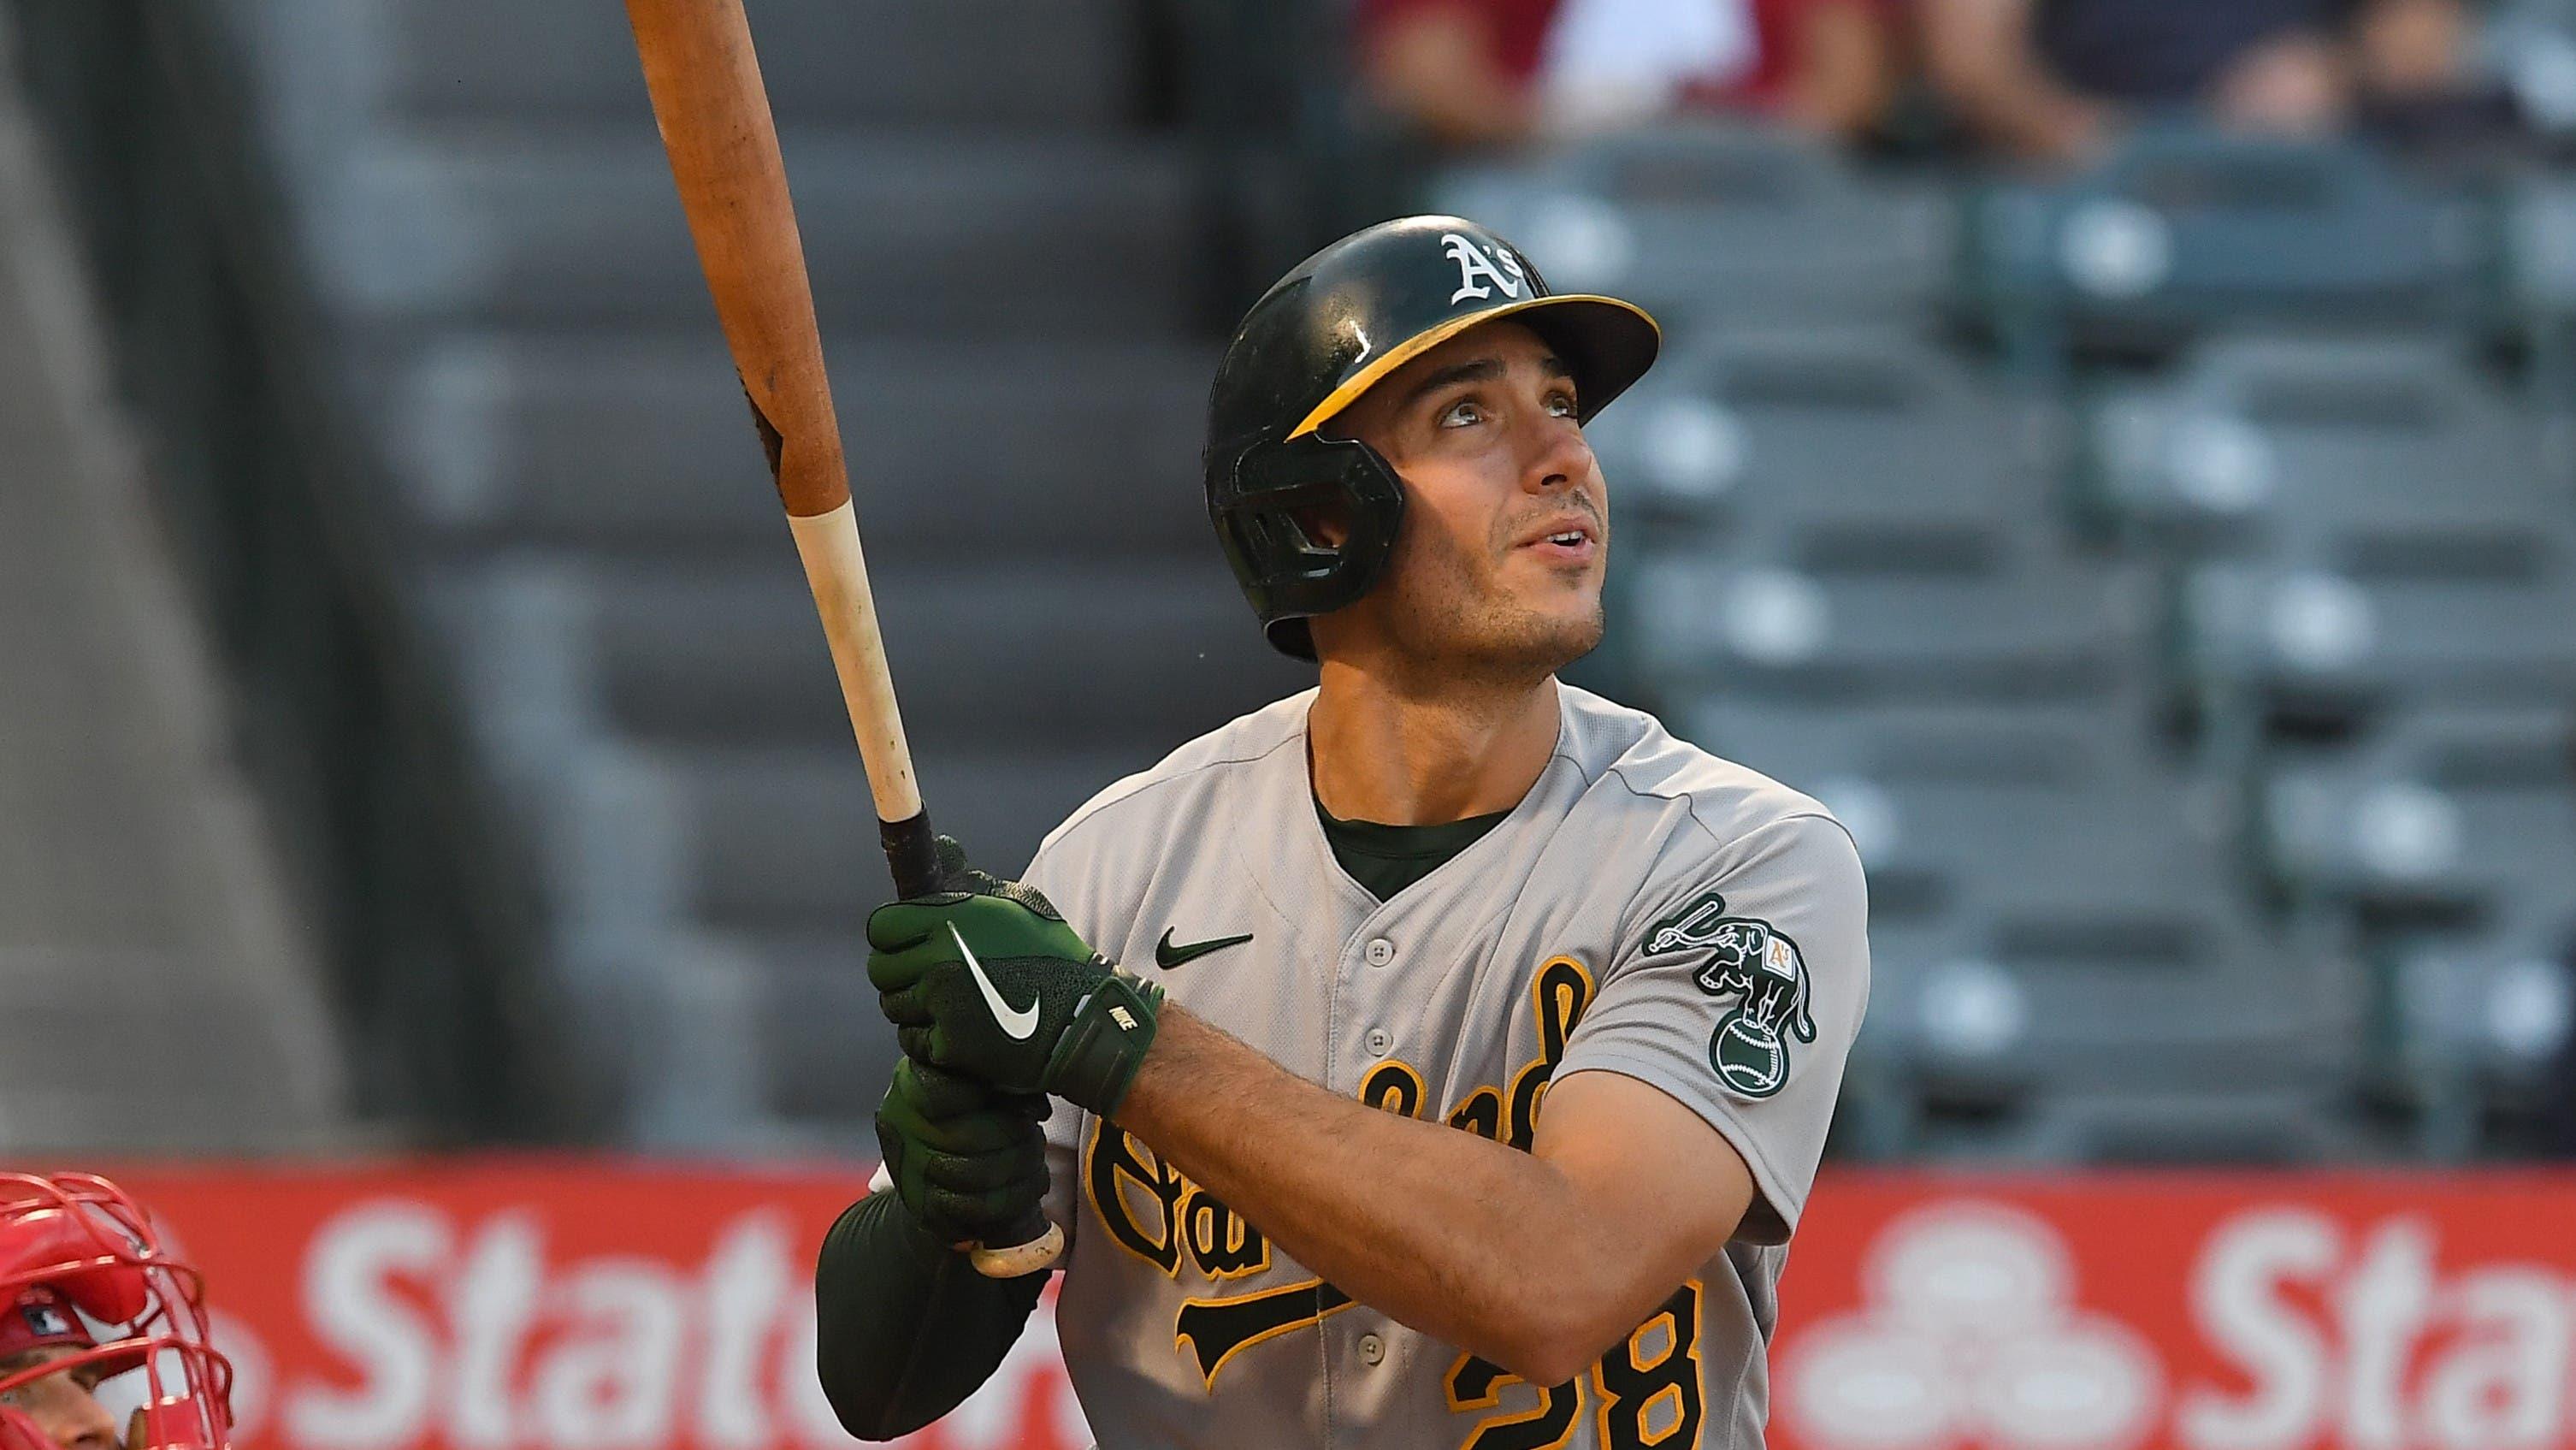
[5,1,563,1141]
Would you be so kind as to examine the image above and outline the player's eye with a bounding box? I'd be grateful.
[1437,398,1486,429]
[1545,390,1577,418]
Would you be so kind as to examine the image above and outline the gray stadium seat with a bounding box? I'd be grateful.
[379,331,1215,555]
[357,0,1137,128]
[440,556,1309,756]
[1964,129,2479,361]
[1586,328,2057,570]
[749,929,901,1129]
[307,128,1196,334]
[1627,552,2141,703]
[551,923,897,1151]
[2086,335,2561,558]
[2261,705,2576,916]
[2256,706,2574,1152]
[1677,698,2354,1143]
[2182,560,2576,719]
[1432,121,1948,327]
[663,743,1155,930]
[2372,916,2575,1132]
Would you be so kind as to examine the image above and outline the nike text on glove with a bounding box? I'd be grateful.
[867,887,1163,1117]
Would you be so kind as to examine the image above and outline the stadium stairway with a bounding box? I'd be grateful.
[225,0,1308,1147]
[0,15,346,1152]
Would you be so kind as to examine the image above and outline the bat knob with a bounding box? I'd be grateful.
[970,1214,1066,1279]
[874,1166,1063,1278]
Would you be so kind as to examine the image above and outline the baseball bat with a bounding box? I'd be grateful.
[625,0,1062,1280]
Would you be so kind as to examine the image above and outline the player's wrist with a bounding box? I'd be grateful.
[1042,964,1164,1115]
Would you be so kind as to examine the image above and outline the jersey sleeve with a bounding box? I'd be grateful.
[1554,811,1869,1245]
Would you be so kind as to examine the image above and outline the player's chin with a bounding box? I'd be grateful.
[1507,595,1606,669]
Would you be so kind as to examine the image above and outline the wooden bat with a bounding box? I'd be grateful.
[625,0,1062,1280]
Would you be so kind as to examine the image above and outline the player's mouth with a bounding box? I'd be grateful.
[1513,515,1600,564]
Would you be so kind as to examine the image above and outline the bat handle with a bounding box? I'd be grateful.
[868,1165,1065,1278]
[872,817,1066,1276]
[880,809,944,897]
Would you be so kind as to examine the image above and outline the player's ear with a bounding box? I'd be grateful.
[1295,501,1352,549]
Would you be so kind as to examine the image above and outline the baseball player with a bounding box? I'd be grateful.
[0,1174,232,1450]
[818,214,1870,1448]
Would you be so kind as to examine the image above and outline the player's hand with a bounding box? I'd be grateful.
[866,843,1161,1116]
[872,1058,1051,1247]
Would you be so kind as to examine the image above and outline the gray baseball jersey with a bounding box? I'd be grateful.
[1020,683,1870,1450]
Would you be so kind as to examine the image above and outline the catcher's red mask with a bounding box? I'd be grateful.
[0,1175,230,1450]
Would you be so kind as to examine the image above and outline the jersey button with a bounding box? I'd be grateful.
[1359,1333,1385,1366]
[1364,938,1395,968]
[1364,1027,1391,1056]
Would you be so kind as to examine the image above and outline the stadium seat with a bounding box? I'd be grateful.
[440,556,1306,756]
[659,743,1153,930]
[2260,705,2575,918]
[2255,706,2574,1152]
[307,129,1196,335]
[379,331,1215,556]
[1586,328,2058,569]
[2084,335,2560,558]
[1626,551,2141,705]
[2368,914,2575,1130]
[355,0,1137,127]
[1964,1090,2370,1163]
[1682,699,2354,1145]
[1963,129,2480,364]
[1431,120,1949,327]
[2180,559,2576,722]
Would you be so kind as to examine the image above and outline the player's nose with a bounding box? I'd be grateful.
[54,1390,120,1450]
[1518,411,1594,495]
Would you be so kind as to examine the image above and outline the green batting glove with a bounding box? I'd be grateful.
[866,855,1161,1116]
[872,1058,1052,1248]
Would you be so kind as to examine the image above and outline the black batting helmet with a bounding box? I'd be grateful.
[1203,215,1661,660]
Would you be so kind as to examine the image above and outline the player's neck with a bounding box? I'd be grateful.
[1306,666,1561,826]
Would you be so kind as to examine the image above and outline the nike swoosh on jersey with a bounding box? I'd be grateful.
[1154,929,1254,969]
[949,922,1042,1040]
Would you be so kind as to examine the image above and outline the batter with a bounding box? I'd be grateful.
[817,215,1870,1449]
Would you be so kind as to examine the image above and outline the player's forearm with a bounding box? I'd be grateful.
[1116,1008,1648,1385]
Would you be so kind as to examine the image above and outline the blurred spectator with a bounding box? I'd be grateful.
[1920,0,2489,165]
[1355,0,1897,150]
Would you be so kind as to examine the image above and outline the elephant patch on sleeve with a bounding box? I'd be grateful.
[1642,892,1817,1099]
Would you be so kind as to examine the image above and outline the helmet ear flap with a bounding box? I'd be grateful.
[1207,431,1407,660]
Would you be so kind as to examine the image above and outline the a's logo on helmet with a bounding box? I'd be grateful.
[1442,232,1528,305]
[1641,890,1817,1099]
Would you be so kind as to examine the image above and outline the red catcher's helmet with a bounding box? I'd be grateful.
[0,1175,231,1450]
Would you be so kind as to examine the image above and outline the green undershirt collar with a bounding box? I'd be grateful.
[1315,796,1514,902]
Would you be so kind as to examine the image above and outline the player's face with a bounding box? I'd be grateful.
[1329,321,1608,677]
[0,1349,121,1450]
